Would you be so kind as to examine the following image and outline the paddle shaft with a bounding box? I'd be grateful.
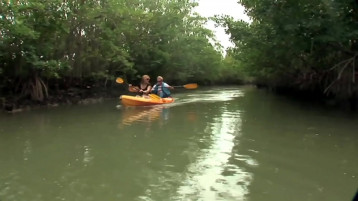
[167,83,197,89]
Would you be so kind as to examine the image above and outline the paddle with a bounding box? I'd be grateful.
[171,83,198,89]
[149,83,197,99]
[148,94,161,100]
[115,77,124,84]
[116,77,158,99]
[116,77,140,92]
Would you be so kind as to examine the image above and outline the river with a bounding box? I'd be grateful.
[0,86,357,201]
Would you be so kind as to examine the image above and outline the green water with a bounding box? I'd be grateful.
[0,86,357,201]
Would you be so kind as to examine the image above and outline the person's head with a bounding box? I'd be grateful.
[157,76,163,83]
[141,75,150,83]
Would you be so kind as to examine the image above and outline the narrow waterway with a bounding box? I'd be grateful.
[0,86,357,201]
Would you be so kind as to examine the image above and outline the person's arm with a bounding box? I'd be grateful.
[143,85,152,94]
[164,83,174,90]
[151,85,157,92]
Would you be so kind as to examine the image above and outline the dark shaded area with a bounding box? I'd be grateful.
[353,190,358,201]
[255,84,358,112]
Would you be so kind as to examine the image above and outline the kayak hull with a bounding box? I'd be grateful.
[120,95,174,106]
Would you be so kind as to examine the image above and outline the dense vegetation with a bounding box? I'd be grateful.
[0,0,243,109]
[218,0,358,107]
[3,0,357,110]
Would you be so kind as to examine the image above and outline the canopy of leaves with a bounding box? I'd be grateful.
[219,0,358,97]
[1,0,238,101]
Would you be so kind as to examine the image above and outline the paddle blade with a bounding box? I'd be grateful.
[183,83,198,89]
[116,77,124,84]
[149,94,161,100]
[129,86,140,92]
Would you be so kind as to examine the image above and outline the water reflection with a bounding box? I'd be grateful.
[172,106,255,201]
[118,106,170,128]
[184,89,244,103]
[23,139,32,161]
[83,145,93,166]
[2,87,356,201]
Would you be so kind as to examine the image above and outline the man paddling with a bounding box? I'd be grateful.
[151,76,174,98]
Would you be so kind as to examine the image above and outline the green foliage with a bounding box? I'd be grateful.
[219,0,358,97]
[1,0,240,101]
[217,50,249,84]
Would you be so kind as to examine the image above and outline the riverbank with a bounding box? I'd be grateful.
[2,83,358,113]
[1,86,125,113]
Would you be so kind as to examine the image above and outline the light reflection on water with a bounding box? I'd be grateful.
[117,88,244,127]
[116,88,251,200]
[123,88,251,201]
[23,139,32,161]
[182,89,244,104]
[171,107,255,201]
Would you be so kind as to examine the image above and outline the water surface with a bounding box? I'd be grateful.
[0,86,357,201]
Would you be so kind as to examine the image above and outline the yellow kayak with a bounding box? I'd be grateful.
[120,95,174,106]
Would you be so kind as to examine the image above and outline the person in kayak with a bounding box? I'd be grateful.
[151,76,174,98]
[128,75,152,97]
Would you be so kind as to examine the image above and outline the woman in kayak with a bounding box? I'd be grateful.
[151,76,174,98]
[128,75,152,97]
